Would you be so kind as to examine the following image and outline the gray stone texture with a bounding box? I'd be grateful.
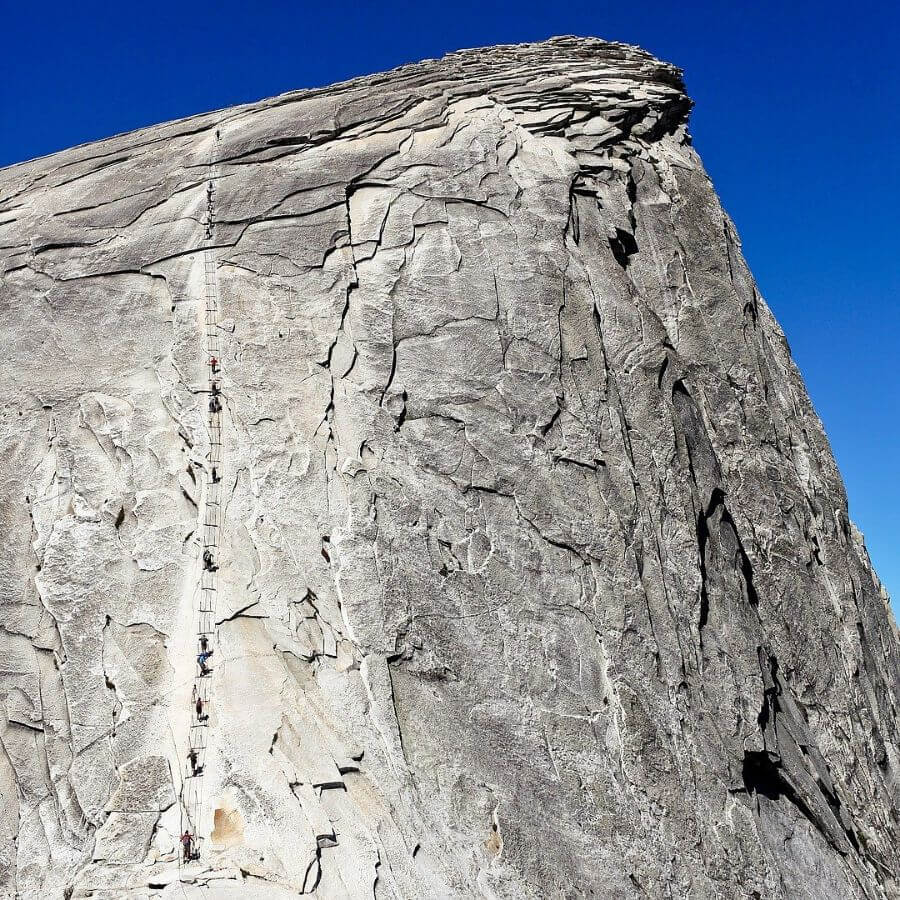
[0,35,897,899]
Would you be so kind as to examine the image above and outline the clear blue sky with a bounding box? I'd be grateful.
[3,1,897,610]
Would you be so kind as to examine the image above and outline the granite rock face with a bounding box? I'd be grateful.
[0,36,898,900]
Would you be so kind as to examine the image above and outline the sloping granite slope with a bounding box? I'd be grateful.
[0,36,897,900]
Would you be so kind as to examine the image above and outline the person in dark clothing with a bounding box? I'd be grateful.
[199,635,209,653]
[202,550,217,572]
[209,357,219,373]
[195,695,208,722]
[181,831,193,862]
[188,749,202,776]
[211,467,220,484]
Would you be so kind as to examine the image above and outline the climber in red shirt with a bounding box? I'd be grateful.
[180,830,193,862]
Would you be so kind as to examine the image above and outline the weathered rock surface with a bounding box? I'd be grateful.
[0,35,897,900]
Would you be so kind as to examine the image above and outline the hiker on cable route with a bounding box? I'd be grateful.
[202,549,217,572]
[197,650,213,676]
[181,830,194,862]
[187,748,202,776]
